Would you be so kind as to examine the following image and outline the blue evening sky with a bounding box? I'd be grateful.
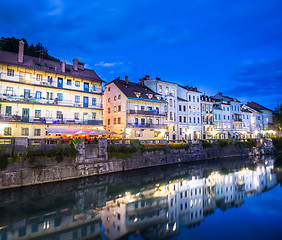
[1,0,282,109]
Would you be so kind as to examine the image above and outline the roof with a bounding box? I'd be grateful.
[0,50,103,83]
[241,109,252,113]
[213,93,241,103]
[177,97,188,102]
[246,102,273,112]
[107,79,166,103]
[179,85,201,93]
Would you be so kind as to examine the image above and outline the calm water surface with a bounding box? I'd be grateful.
[0,156,282,240]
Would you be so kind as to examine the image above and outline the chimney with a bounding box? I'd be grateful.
[61,60,66,73]
[73,58,78,71]
[78,62,85,70]
[145,75,149,80]
[125,76,129,84]
[18,40,25,63]
[218,92,222,96]
[139,78,144,85]
[156,77,160,80]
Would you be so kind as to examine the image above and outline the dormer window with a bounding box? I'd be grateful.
[156,96,161,100]
[146,93,153,99]
[134,92,141,98]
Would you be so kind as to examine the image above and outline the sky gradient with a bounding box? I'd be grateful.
[1,0,282,109]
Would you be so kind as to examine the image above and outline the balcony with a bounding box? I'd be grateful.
[0,114,103,126]
[127,123,167,129]
[233,118,242,122]
[127,109,166,116]
[0,94,103,110]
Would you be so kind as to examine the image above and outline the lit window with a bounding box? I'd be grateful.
[35,110,41,118]
[57,93,63,101]
[7,68,14,76]
[36,74,43,81]
[4,127,12,136]
[92,98,96,106]
[75,81,80,87]
[75,112,79,120]
[118,94,121,99]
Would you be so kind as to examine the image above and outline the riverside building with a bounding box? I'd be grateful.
[103,77,167,140]
[0,40,103,138]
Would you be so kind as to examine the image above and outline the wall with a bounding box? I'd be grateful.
[0,139,270,190]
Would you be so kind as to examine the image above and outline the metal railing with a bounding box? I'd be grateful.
[127,109,167,116]
[0,94,103,109]
[0,114,103,125]
[126,123,167,129]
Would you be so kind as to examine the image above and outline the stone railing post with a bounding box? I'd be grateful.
[98,138,108,160]
[75,141,85,163]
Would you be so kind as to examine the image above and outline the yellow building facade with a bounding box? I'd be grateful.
[0,41,103,138]
[103,77,167,140]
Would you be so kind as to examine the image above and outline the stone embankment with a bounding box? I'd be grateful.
[0,138,273,190]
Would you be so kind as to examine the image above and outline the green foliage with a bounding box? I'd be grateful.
[130,139,141,146]
[273,137,282,150]
[201,140,213,148]
[0,37,60,62]
[0,153,9,170]
[169,143,189,150]
[141,144,166,152]
[218,139,228,147]
[68,138,81,148]
[107,145,138,159]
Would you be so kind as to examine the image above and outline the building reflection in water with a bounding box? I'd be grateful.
[101,160,277,240]
[0,157,277,240]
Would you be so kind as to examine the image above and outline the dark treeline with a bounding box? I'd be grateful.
[0,37,60,62]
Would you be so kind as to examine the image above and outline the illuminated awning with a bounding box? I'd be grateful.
[46,128,109,135]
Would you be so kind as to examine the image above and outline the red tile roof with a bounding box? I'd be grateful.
[108,79,165,102]
[0,50,102,82]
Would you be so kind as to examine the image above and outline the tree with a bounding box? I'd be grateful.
[0,37,60,62]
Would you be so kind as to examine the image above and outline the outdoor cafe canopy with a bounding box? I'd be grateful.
[46,128,110,135]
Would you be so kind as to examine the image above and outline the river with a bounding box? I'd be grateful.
[0,155,281,240]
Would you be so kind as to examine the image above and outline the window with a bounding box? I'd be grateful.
[108,108,110,113]
[92,112,96,120]
[114,106,117,112]
[114,118,116,124]
[179,105,182,111]
[4,127,12,136]
[183,106,186,111]
[75,81,80,87]
[108,87,111,91]
[108,98,110,102]
[57,93,63,101]
[7,68,14,76]
[193,96,195,102]
[179,116,182,122]
[197,96,199,102]
[6,87,13,95]
[56,111,63,119]
[189,117,191,123]
[118,117,121,124]
[180,128,182,135]
[227,107,229,111]
[34,129,41,136]
[189,106,191,112]
[198,117,200,123]
[114,96,117,101]
[108,119,110,125]
[35,91,42,99]
[189,95,191,101]
[74,112,79,120]
[75,95,80,103]
[35,110,41,118]
[118,94,121,99]
[165,87,169,94]
[184,116,186,122]
[118,105,121,112]
[172,88,175,95]
[5,106,12,116]
[159,85,162,93]
[194,117,196,123]
[92,98,96,106]
[67,79,72,86]
[21,128,29,136]
[36,74,42,81]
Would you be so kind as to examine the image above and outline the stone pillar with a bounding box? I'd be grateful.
[14,137,28,152]
[75,141,85,163]
[98,138,108,160]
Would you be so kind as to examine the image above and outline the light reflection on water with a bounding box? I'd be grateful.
[0,156,281,240]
